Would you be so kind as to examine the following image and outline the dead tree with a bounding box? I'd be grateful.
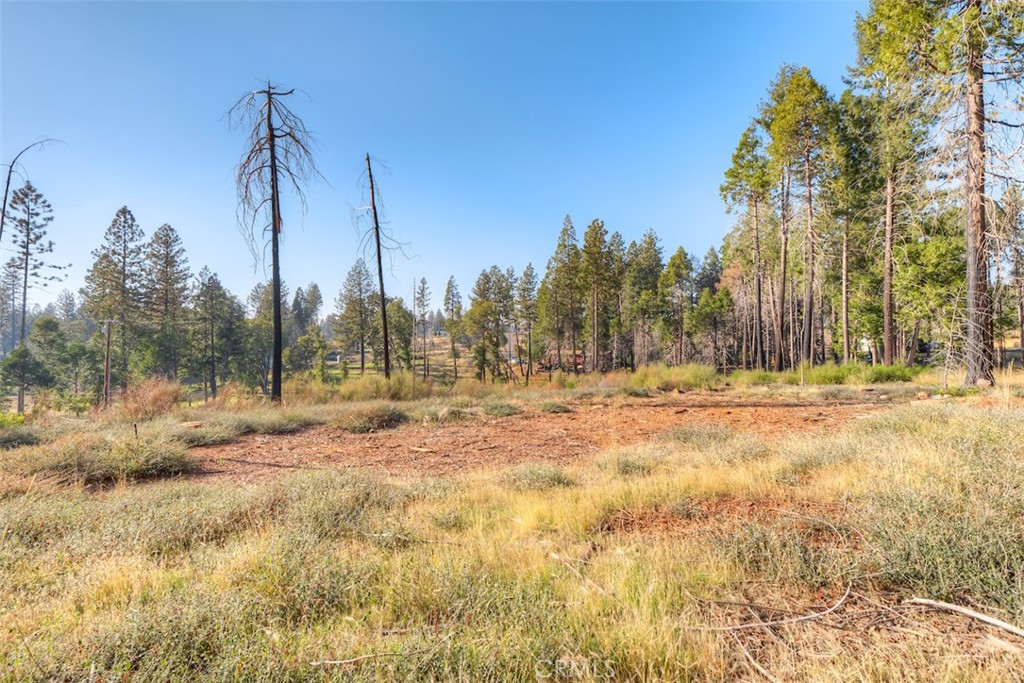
[1,139,56,246]
[366,154,391,379]
[231,82,319,402]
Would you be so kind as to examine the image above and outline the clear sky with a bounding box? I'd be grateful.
[1,0,867,314]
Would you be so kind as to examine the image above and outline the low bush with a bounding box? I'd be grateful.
[340,404,408,433]
[1,432,193,484]
[503,464,576,491]
[537,401,572,414]
[483,402,522,418]
[0,426,41,449]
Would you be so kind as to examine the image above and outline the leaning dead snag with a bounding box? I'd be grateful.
[230,83,319,402]
[0,139,56,248]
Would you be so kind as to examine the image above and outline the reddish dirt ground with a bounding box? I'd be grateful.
[186,393,891,483]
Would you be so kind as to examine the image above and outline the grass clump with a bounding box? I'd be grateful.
[660,424,734,448]
[502,464,576,491]
[483,401,522,418]
[339,403,408,433]
[112,378,183,421]
[0,426,41,449]
[615,453,655,477]
[728,369,780,386]
[629,363,720,392]
[215,408,325,435]
[2,432,193,485]
[537,401,572,414]
[859,364,921,384]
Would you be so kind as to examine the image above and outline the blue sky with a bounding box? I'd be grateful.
[1,0,867,314]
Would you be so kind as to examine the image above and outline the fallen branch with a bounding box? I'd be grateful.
[683,583,852,632]
[730,632,781,683]
[905,598,1024,639]
[312,649,428,666]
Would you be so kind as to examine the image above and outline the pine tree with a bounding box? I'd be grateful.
[415,277,431,379]
[304,283,323,328]
[144,224,190,378]
[624,230,664,367]
[443,276,463,381]
[660,247,695,365]
[515,264,538,384]
[581,219,610,372]
[335,260,374,374]
[546,215,583,372]
[856,0,1024,384]
[764,65,833,366]
[465,269,499,382]
[9,182,63,347]
[82,206,146,392]
[1,259,21,354]
[722,124,773,369]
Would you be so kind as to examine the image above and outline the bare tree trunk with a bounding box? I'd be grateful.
[367,154,391,380]
[265,90,285,402]
[905,319,921,367]
[842,216,851,363]
[801,153,816,366]
[789,275,798,370]
[752,197,765,370]
[964,0,994,386]
[774,173,790,371]
[883,173,896,365]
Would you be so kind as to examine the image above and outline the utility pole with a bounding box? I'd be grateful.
[366,154,390,379]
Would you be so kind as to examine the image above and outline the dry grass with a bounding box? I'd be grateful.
[2,394,1023,680]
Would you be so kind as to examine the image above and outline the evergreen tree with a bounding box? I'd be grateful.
[81,206,146,392]
[335,259,374,374]
[304,283,323,328]
[624,230,664,367]
[143,224,190,378]
[515,264,539,383]
[660,247,695,365]
[721,123,772,369]
[9,181,64,354]
[545,215,583,371]
[415,277,431,379]
[763,64,833,366]
[581,219,610,372]
[856,0,1024,384]
[443,276,463,381]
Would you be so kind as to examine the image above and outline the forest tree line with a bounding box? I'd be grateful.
[1,0,1022,408]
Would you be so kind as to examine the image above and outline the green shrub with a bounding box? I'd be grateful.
[728,370,778,386]
[804,363,859,385]
[0,412,26,428]
[859,365,920,384]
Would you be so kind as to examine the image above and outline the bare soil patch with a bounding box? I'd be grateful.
[185,393,889,483]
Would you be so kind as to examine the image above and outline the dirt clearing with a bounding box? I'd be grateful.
[186,394,890,483]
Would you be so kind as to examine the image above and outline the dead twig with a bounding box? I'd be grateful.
[684,583,852,632]
[729,632,781,683]
[312,648,428,666]
[905,598,1024,639]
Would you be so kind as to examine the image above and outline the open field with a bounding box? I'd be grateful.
[3,382,1024,681]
